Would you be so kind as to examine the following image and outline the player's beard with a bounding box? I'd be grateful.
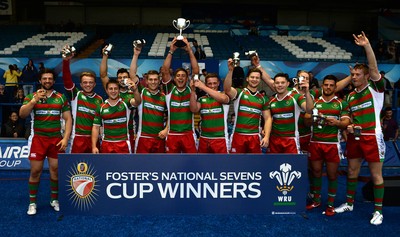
[323,91,334,97]
[42,84,54,91]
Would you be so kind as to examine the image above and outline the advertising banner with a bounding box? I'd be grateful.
[59,154,308,215]
[0,139,31,169]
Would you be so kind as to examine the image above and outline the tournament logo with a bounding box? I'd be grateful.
[67,162,99,211]
[269,163,301,206]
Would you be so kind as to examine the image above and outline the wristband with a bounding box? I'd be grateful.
[168,51,174,55]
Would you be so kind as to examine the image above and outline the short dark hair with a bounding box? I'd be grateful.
[117,68,130,77]
[353,63,369,75]
[247,68,262,77]
[385,107,392,112]
[174,68,189,77]
[106,79,120,89]
[147,70,159,77]
[205,73,219,84]
[322,74,338,84]
[273,73,289,81]
[39,68,56,80]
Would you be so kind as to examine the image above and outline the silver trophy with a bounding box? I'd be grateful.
[61,45,76,58]
[232,52,240,67]
[133,39,146,49]
[172,18,190,47]
[354,126,362,140]
[103,43,113,55]
[317,116,326,129]
[312,108,319,123]
[122,78,129,88]
[245,50,258,58]
[312,108,325,129]
[293,76,305,89]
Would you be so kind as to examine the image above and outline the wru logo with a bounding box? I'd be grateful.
[269,163,301,195]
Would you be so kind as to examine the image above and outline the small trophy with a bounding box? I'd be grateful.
[354,126,362,140]
[312,108,325,129]
[133,39,146,49]
[312,108,319,122]
[293,76,305,89]
[245,50,258,58]
[172,18,190,47]
[61,45,76,58]
[317,116,326,129]
[232,52,240,67]
[103,44,113,55]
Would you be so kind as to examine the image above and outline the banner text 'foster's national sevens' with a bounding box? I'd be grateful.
[59,154,307,215]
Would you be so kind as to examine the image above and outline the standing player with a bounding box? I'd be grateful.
[91,79,141,153]
[134,70,168,153]
[129,44,168,153]
[190,73,230,153]
[100,45,138,151]
[334,32,385,225]
[305,75,351,215]
[268,73,313,153]
[62,45,103,153]
[161,37,199,153]
[224,59,272,153]
[292,70,352,153]
[20,69,72,215]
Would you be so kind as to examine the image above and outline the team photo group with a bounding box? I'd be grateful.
[21,31,385,226]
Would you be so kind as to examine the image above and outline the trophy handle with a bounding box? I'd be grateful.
[184,20,190,30]
[172,20,178,30]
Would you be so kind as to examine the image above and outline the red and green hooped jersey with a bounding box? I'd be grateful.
[23,90,71,137]
[346,78,385,134]
[269,91,305,137]
[93,98,132,141]
[119,90,136,131]
[65,86,103,136]
[232,88,269,134]
[164,83,194,133]
[137,87,167,137]
[311,96,350,143]
[198,93,230,138]
[290,87,320,136]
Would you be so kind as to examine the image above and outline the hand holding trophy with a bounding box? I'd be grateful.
[61,44,76,59]
[172,18,190,47]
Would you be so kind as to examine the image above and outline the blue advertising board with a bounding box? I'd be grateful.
[0,138,53,170]
[0,139,31,169]
[59,154,308,215]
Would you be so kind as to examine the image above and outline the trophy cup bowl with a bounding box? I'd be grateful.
[172,18,190,47]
